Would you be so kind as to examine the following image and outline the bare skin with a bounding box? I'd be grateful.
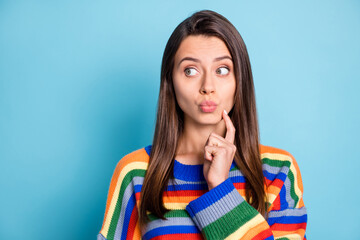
[172,35,237,190]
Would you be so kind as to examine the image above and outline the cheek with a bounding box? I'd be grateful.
[173,81,191,109]
[175,88,192,107]
[224,83,236,107]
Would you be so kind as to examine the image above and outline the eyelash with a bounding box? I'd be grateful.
[184,66,230,76]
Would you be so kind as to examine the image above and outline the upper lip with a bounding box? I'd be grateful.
[200,100,217,106]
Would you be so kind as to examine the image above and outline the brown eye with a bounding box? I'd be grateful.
[216,67,229,75]
[184,68,197,76]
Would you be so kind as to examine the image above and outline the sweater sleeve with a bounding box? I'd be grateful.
[185,155,307,240]
[98,151,147,240]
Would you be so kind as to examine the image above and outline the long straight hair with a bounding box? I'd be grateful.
[139,10,266,228]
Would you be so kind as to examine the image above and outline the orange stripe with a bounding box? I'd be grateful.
[236,189,246,198]
[267,184,281,196]
[101,148,149,231]
[163,195,199,203]
[260,144,292,155]
[298,198,305,208]
[240,221,269,239]
[291,154,304,193]
[251,228,273,240]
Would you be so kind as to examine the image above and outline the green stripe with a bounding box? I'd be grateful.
[230,163,239,171]
[262,158,291,168]
[287,169,299,206]
[107,169,145,240]
[202,200,258,240]
[147,209,189,221]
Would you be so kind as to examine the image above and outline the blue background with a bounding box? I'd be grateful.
[1,1,359,239]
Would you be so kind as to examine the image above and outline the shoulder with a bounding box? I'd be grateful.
[111,145,150,180]
[260,144,302,177]
[259,144,304,205]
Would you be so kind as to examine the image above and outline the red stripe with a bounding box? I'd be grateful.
[126,205,138,240]
[135,192,141,199]
[152,233,203,240]
[271,194,281,211]
[252,228,273,239]
[271,222,307,231]
[163,190,206,197]
[265,178,272,186]
[271,178,285,189]
[233,182,246,189]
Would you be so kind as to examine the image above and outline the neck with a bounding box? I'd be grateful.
[176,116,226,164]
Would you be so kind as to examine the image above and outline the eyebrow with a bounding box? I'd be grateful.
[177,55,233,68]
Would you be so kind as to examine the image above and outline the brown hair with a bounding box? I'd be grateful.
[139,9,266,228]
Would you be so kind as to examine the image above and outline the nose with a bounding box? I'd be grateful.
[199,73,215,95]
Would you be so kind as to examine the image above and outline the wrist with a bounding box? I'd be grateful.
[208,178,227,190]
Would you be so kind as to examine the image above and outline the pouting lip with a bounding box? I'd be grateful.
[199,100,217,106]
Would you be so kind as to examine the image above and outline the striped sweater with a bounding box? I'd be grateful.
[98,144,307,240]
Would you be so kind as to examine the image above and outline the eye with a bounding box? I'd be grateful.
[184,68,198,76]
[216,67,230,75]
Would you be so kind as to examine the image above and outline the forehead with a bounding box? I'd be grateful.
[175,35,231,61]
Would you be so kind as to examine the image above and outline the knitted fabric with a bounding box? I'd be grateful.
[98,144,307,240]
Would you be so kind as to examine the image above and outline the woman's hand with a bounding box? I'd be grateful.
[203,110,237,190]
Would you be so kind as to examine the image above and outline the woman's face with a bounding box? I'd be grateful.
[172,35,236,126]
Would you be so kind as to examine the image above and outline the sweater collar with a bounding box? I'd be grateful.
[144,145,235,181]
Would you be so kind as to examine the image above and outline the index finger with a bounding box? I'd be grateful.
[222,109,236,144]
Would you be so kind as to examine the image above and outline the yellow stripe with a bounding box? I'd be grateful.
[146,202,192,213]
[261,152,292,162]
[164,202,188,210]
[274,233,302,240]
[266,192,277,204]
[102,161,148,236]
[224,214,264,240]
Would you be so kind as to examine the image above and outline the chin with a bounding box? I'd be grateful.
[198,115,222,125]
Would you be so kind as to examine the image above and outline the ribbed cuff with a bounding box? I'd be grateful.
[185,178,259,240]
[186,178,242,218]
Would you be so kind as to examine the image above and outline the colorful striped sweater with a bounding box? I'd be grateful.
[98,144,307,240]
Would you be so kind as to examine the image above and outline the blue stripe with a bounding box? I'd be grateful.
[120,192,136,240]
[279,184,288,209]
[229,175,246,183]
[267,214,307,225]
[143,225,200,240]
[263,235,275,240]
[134,184,142,193]
[166,183,208,191]
[144,145,152,156]
[263,170,287,182]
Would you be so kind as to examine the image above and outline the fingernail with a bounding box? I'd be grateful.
[224,109,228,115]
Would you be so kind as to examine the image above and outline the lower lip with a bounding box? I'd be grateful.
[200,105,217,113]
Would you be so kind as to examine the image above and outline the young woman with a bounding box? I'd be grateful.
[98,10,307,240]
